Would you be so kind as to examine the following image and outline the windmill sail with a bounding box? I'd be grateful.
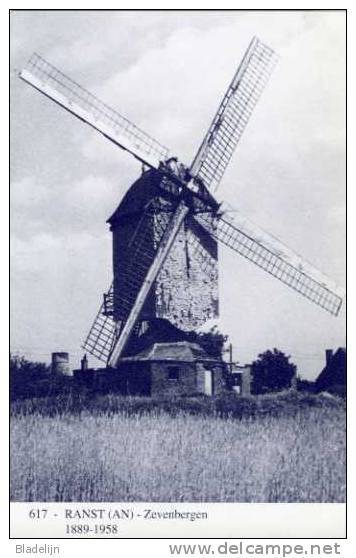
[83,198,187,363]
[190,37,278,191]
[82,283,117,363]
[19,53,170,168]
[108,201,189,366]
[196,209,343,316]
[113,199,174,320]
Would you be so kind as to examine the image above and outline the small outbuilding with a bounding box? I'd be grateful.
[227,363,252,396]
[116,341,226,397]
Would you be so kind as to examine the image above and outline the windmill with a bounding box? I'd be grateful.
[19,37,344,375]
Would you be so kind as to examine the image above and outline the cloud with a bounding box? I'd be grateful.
[11,176,49,207]
[76,12,345,179]
[11,173,120,241]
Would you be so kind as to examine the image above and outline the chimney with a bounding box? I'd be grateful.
[81,354,88,371]
[325,349,333,366]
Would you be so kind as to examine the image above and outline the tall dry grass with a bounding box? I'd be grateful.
[10,402,345,502]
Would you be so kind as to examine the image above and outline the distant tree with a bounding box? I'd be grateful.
[191,326,228,358]
[10,353,51,400]
[251,348,297,395]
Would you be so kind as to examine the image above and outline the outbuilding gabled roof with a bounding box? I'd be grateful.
[120,341,216,363]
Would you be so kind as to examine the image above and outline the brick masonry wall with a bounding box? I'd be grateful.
[151,362,197,397]
[241,365,252,396]
[212,364,226,395]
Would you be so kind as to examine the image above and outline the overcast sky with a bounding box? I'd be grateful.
[10,10,346,378]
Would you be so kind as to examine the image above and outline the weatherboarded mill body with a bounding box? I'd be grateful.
[20,37,344,397]
[108,168,219,330]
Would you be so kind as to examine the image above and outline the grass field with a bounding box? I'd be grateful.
[10,393,346,502]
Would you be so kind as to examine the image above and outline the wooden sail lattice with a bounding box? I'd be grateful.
[83,200,183,363]
[108,201,189,366]
[113,207,171,320]
[82,283,117,363]
[196,212,343,316]
[190,37,278,191]
[20,53,170,168]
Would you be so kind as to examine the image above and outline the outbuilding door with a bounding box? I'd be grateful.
[204,369,213,396]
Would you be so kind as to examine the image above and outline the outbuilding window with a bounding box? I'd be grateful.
[167,366,179,380]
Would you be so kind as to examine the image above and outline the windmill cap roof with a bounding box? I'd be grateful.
[107,168,219,225]
[121,341,217,363]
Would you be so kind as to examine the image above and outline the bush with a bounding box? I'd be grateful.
[296,378,316,393]
[10,354,73,400]
[10,389,345,419]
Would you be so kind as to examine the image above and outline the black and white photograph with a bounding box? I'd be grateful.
[10,8,346,536]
